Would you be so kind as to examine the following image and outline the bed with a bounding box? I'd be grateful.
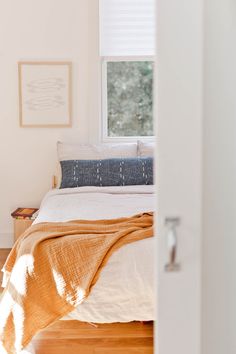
[0,142,155,354]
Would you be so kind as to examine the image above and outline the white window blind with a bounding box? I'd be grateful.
[99,0,155,57]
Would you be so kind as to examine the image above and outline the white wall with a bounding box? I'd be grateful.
[203,0,236,353]
[0,0,100,247]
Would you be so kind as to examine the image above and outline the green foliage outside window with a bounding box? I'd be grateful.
[107,61,154,137]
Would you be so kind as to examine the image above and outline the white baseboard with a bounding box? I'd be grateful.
[0,233,13,248]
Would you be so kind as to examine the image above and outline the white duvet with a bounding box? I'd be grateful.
[34,185,155,323]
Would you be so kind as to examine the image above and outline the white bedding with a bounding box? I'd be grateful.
[34,185,155,323]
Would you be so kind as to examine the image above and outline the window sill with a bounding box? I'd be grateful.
[101,136,155,144]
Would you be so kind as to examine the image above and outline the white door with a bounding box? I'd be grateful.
[155,0,203,353]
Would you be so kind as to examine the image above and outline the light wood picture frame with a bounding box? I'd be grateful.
[18,61,72,127]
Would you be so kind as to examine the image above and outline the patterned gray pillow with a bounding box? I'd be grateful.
[60,157,153,188]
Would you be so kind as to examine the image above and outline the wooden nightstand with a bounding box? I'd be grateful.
[13,219,34,242]
[11,208,39,242]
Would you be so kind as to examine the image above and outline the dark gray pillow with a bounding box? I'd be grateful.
[60,157,153,189]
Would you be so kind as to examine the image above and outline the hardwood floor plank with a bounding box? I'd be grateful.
[33,340,94,354]
[34,337,153,354]
[95,348,153,354]
[34,342,153,354]
[35,321,153,339]
[34,338,153,347]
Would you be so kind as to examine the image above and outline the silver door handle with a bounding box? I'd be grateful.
[164,217,181,272]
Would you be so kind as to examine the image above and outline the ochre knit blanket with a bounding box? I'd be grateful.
[0,212,153,354]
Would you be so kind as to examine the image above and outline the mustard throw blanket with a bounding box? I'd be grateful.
[0,212,153,354]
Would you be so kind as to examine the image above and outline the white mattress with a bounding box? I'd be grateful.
[34,185,155,323]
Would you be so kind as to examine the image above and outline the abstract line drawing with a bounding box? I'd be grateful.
[25,96,65,111]
[18,62,72,127]
[27,77,66,93]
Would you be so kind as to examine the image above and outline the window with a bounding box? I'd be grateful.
[100,0,155,140]
[104,60,154,137]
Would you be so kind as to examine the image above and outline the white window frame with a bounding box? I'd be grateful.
[101,56,155,143]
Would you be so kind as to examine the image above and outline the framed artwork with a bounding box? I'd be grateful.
[18,61,72,127]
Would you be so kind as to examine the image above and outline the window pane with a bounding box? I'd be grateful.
[106,61,153,137]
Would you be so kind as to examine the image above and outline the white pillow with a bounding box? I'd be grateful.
[138,140,155,157]
[57,141,138,161]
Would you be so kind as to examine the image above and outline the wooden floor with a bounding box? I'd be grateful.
[33,320,153,354]
[0,249,154,354]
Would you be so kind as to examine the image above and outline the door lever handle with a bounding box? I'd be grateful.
[164,217,181,272]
